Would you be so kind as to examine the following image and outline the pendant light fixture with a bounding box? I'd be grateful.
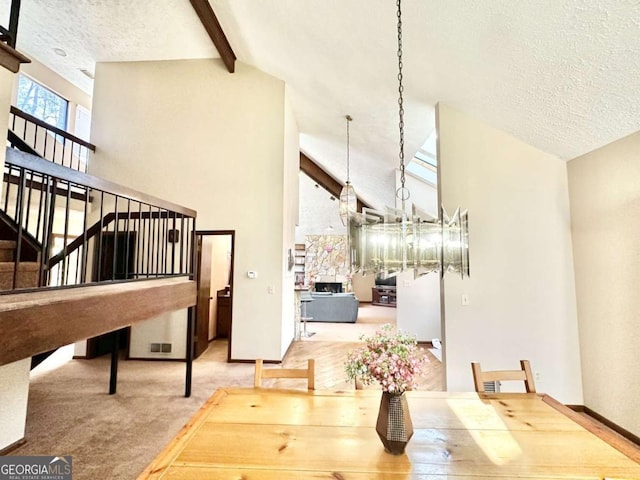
[339,115,356,226]
[347,0,470,279]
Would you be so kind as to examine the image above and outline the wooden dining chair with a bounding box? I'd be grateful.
[254,359,315,390]
[471,359,536,393]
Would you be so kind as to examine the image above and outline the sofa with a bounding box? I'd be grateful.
[303,292,359,323]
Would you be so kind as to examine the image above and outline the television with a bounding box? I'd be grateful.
[375,275,397,287]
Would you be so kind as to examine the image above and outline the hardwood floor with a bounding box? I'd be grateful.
[271,304,444,391]
[274,339,443,391]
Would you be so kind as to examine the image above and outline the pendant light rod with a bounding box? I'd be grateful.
[396,0,410,207]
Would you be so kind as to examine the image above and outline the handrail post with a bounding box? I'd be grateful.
[109,329,120,395]
[112,196,119,281]
[43,178,57,286]
[8,0,21,48]
[185,306,195,397]
[12,166,26,289]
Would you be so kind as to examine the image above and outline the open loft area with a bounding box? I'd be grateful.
[1,0,640,477]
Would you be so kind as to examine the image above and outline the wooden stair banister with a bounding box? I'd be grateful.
[3,146,197,292]
[47,212,115,270]
[8,107,95,173]
[47,210,182,270]
[7,129,39,157]
[9,106,96,152]
[0,277,197,367]
[5,148,195,216]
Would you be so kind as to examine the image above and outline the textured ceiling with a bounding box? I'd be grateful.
[0,0,218,93]
[212,0,640,206]
[5,1,640,210]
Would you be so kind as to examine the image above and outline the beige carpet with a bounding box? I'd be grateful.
[11,304,441,479]
[12,340,253,480]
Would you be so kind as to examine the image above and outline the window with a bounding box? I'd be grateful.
[16,74,69,130]
[407,131,438,186]
[406,158,437,185]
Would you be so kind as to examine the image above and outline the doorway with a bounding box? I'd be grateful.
[86,231,135,359]
[195,230,235,361]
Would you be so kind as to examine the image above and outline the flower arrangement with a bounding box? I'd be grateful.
[345,324,428,394]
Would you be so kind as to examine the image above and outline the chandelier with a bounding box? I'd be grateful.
[339,115,356,226]
[348,0,469,279]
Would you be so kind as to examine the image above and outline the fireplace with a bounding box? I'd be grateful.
[314,282,343,293]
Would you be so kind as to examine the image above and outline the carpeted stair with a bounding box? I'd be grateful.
[0,240,40,291]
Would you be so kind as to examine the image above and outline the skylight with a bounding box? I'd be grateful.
[406,131,438,186]
[406,160,437,185]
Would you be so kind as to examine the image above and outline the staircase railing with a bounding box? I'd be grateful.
[0,0,21,48]
[1,147,197,293]
[9,106,96,173]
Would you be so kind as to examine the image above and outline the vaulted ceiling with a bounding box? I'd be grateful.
[3,1,640,210]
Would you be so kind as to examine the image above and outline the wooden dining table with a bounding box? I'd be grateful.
[138,387,640,479]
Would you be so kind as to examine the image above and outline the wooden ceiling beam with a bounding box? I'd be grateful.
[189,0,236,73]
[299,152,370,212]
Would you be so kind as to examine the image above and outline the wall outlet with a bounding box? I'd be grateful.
[535,371,541,381]
[268,285,274,294]
[461,293,470,306]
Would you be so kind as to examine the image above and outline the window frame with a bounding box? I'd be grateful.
[15,73,70,131]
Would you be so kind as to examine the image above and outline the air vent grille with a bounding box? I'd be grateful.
[483,381,500,393]
[150,343,172,353]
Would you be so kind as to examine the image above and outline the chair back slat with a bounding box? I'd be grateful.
[254,359,315,390]
[471,360,536,393]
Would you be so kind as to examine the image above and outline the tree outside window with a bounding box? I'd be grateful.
[16,75,69,130]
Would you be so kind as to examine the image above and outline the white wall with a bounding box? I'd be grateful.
[281,88,299,355]
[396,270,441,342]
[0,359,30,450]
[438,104,582,403]
[0,65,31,451]
[90,59,294,362]
[568,131,640,436]
[394,162,441,341]
[129,312,187,360]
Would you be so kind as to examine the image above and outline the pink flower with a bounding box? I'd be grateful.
[344,324,429,394]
